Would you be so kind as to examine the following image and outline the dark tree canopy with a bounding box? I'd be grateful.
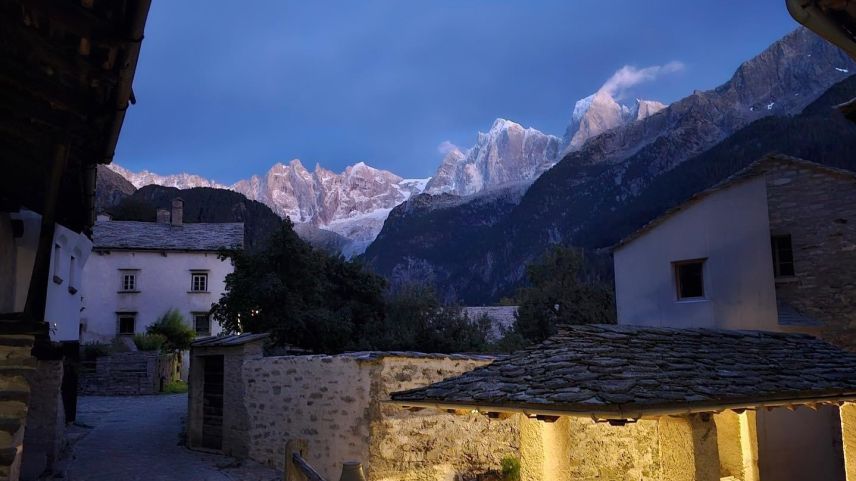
[514,245,615,343]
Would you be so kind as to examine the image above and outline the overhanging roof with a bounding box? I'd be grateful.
[0,0,151,232]
[192,333,270,348]
[390,324,856,419]
[611,154,856,252]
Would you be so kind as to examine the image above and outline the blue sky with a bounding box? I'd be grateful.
[115,1,799,183]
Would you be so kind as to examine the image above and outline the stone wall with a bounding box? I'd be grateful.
[79,351,172,395]
[20,360,64,481]
[242,353,518,481]
[765,163,856,350]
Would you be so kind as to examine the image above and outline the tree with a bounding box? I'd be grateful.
[147,309,195,353]
[514,246,615,342]
[210,220,387,353]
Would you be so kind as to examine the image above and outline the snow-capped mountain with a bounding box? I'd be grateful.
[109,160,428,255]
[563,92,666,151]
[107,164,227,190]
[425,118,561,196]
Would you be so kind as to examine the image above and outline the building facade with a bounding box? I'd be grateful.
[81,200,243,345]
[613,155,856,347]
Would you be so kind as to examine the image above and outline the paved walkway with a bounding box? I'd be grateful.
[64,394,280,481]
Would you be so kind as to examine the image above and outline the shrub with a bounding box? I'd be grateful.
[81,342,111,362]
[501,456,521,481]
[147,309,195,353]
[133,333,166,351]
[161,380,188,394]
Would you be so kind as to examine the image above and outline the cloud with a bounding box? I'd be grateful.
[437,140,460,155]
[598,61,685,99]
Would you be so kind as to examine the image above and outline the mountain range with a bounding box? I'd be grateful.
[364,27,856,303]
[106,73,669,254]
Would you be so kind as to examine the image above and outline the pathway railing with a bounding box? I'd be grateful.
[285,439,366,481]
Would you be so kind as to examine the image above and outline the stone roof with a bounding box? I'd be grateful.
[93,220,244,251]
[391,324,856,418]
[612,154,856,251]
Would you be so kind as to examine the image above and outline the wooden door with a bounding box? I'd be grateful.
[201,355,224,450]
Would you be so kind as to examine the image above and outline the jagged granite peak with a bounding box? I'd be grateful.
[111,160,428,255]
[107,163,227,190]
[425,118,561,196]
[563,91,667,151]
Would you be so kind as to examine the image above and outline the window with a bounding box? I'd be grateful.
[771,234,795,277]
[194,313,211,336]
[674,259,705,299]
[52,243,62,284]
[121,272,137,292]
[191,272,208,292]
[68,256,77,294]
[117,314,136,335]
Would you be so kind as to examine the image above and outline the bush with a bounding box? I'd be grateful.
[81,342,111,362]
[501,456,521,481]
[133,333,166,351]
[147,309,195,353]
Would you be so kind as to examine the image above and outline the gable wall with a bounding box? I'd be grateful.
[765,163,856,349]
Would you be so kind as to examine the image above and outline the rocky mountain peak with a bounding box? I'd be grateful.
[563,90,668,152]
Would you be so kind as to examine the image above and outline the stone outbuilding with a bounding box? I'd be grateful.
[391,324,856,481]
[187,333,268,457]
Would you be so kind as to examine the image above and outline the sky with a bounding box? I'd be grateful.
[115,0,800,183]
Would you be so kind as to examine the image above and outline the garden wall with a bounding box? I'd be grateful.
[79,351,175,395]
[241,352,519,481]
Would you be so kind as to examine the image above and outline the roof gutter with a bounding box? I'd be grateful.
[387,390,856,420]
[102,0,152,165]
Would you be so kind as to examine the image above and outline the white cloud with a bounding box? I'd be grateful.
[437,140,460,155]
[598,61,685,99]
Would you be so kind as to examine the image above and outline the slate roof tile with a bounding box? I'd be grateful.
[93,220,244,251]
[391,324,856,417]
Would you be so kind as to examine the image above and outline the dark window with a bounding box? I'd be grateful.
[194,313,211,336]
[191,273,208,292]
[771,234,795,277]
[118,314,136,335]
[674,259,705,299]
[121,272,136,291]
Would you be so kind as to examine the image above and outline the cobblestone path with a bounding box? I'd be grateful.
[65,394,279,481]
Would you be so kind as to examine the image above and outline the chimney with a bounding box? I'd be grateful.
[171,198,184,226]
[156,209,170,224]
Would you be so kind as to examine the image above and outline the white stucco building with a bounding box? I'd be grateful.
[81,199,243,344]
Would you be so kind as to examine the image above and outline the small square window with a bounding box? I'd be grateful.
[121,273,136,291]
[674,259,705,299]
[118,314,136,335]
[771,234,795,277]
[194,313,211,336]
[191,273,208,292]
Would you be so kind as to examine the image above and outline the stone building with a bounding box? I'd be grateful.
[0,1,152,479]
[391,324,856,481]
[613,155,856,347]
[187,337,518,481]
[81,201,242,378]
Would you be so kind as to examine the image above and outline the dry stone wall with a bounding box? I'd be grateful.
[765,164,856,350]
[242,353,519,481]
[79,352,172,395]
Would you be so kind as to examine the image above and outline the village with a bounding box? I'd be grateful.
[4,1,856,481]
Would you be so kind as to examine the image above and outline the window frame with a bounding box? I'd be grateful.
[117,313,136,335]
[193,312,212,336]
[52,243,63,284]
[771,234,796,278]
[119,270,138,292]
[673,258,707,301]
[190,272,209,293]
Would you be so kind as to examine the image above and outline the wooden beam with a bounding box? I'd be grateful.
[23,140,68,325]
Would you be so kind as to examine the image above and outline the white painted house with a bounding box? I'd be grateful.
[612,155,856,481]
[1,209,92,342]
[81,199,243,344]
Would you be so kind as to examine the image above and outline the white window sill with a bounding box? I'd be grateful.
[187,291,210,294]
[676,297,710,304]
[118,290,140,294]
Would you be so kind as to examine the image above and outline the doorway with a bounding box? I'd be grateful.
[201,355,224,450]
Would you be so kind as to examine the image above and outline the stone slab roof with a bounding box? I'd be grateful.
[391,324,856,418]
[612,154,856,251]
[93,220,244,251]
